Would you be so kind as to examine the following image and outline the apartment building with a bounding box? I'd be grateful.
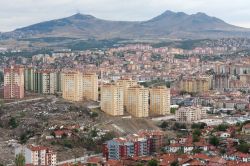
[117,78,137,109]
[175,107,205,123]
[149,86,170,116]
[180,76,212,94]
[101,84,124,116]
[4,66,24,99]
[61,71,83,101]
[15,145,57,166]
[103,130,164,160]
[82,73,98,101]
[127,85,149,117]
[24,67,35,91]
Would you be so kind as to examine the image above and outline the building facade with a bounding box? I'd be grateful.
[127,86,149,117]
[4,66,24,99]
[101,84,124,116]
[175,107,205,123]
[117,78,138,109]
[15,145,57,166]
[61,71,83,101]
[149,86,170,116]
[82,73,98,101]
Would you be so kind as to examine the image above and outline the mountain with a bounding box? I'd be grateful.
[1,11,250,41]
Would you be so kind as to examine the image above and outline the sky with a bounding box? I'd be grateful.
[1,0,250,32]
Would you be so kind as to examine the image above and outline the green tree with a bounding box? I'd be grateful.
[9,117,18,128]
[15,154,25,166]
[237,143,250,153]
[147,159,158,166]
[170,160,179,166]
[209,136,220,146]
[216,124,228,131]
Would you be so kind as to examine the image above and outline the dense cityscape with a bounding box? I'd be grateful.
[1,1,250,166]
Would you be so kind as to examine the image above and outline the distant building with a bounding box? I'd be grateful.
[15,145,57,166]
[180,76,212,94]
[61,71,82,101]
[242,124,250,134]
[62,71,98,102]
[127,85,149,117]
[103,130,164,160]
[117,78,138,109]
[4,66,24,99]
[175,107,206,123]
[82,73,98,101]
[149,86,170,116]
[24,67,35,91]
[101,84,124,116]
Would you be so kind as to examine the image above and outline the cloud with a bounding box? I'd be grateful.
[0,0,250,31]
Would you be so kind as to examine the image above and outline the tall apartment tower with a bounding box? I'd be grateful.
[82,73,98,101]
[117,78,137,109]
[4,66,24,99]
[127,85,149,117]
[149,86,170,116]
[101,84,124,116]
[33,70,60,94]
[61,71,82,101]
[24,67,35,91]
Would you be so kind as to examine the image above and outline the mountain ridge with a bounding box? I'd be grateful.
[1,10,250,40]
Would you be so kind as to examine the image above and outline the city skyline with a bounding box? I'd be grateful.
[1,0,250,32]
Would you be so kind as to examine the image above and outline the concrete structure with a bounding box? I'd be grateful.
[103,130,164,160]
[24,67,35,91]
[82,73,98,101]
[15,145,57,166]
[101,84,124,116]
[61,71,83,101]
[4,66,24,99]
[176,107,205,123]
[149,86,170,116]
[127,85,149,117]
[117,78,137,109]
[180,76,212,94]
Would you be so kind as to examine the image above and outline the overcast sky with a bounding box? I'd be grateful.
[1,0,250,32]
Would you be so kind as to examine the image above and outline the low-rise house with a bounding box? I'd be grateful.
[242,124,250,134]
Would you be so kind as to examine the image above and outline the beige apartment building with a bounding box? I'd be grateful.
[117,78,137,109]
[82,73,98,101]
[175,107,206,123]
[61,71,83,101]
[127,85,149,117]
[180,76,212,94]
[149,86,170,116]
[101,84,124,116]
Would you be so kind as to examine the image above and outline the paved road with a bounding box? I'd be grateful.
[5,97,46,105]
[56,154,102,165]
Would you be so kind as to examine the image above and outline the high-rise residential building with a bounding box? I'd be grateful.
[82,73,98,101]
[61,71,82,101]
[149,86,170,116]
[4,66,24,99]
[180,76,212,94]
[15,145,57,166]
[24,67,35,91]
[33,70,61,94]
[101,84,124,116]
[117,78,137,109]
[175,107,205,123]
[127,85,149,117]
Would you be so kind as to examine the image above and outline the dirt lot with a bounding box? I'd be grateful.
[0,96,170,165]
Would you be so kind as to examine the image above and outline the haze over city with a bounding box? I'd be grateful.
[1,0,250,31]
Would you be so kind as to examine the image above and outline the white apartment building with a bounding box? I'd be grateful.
[15,145,57,166]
